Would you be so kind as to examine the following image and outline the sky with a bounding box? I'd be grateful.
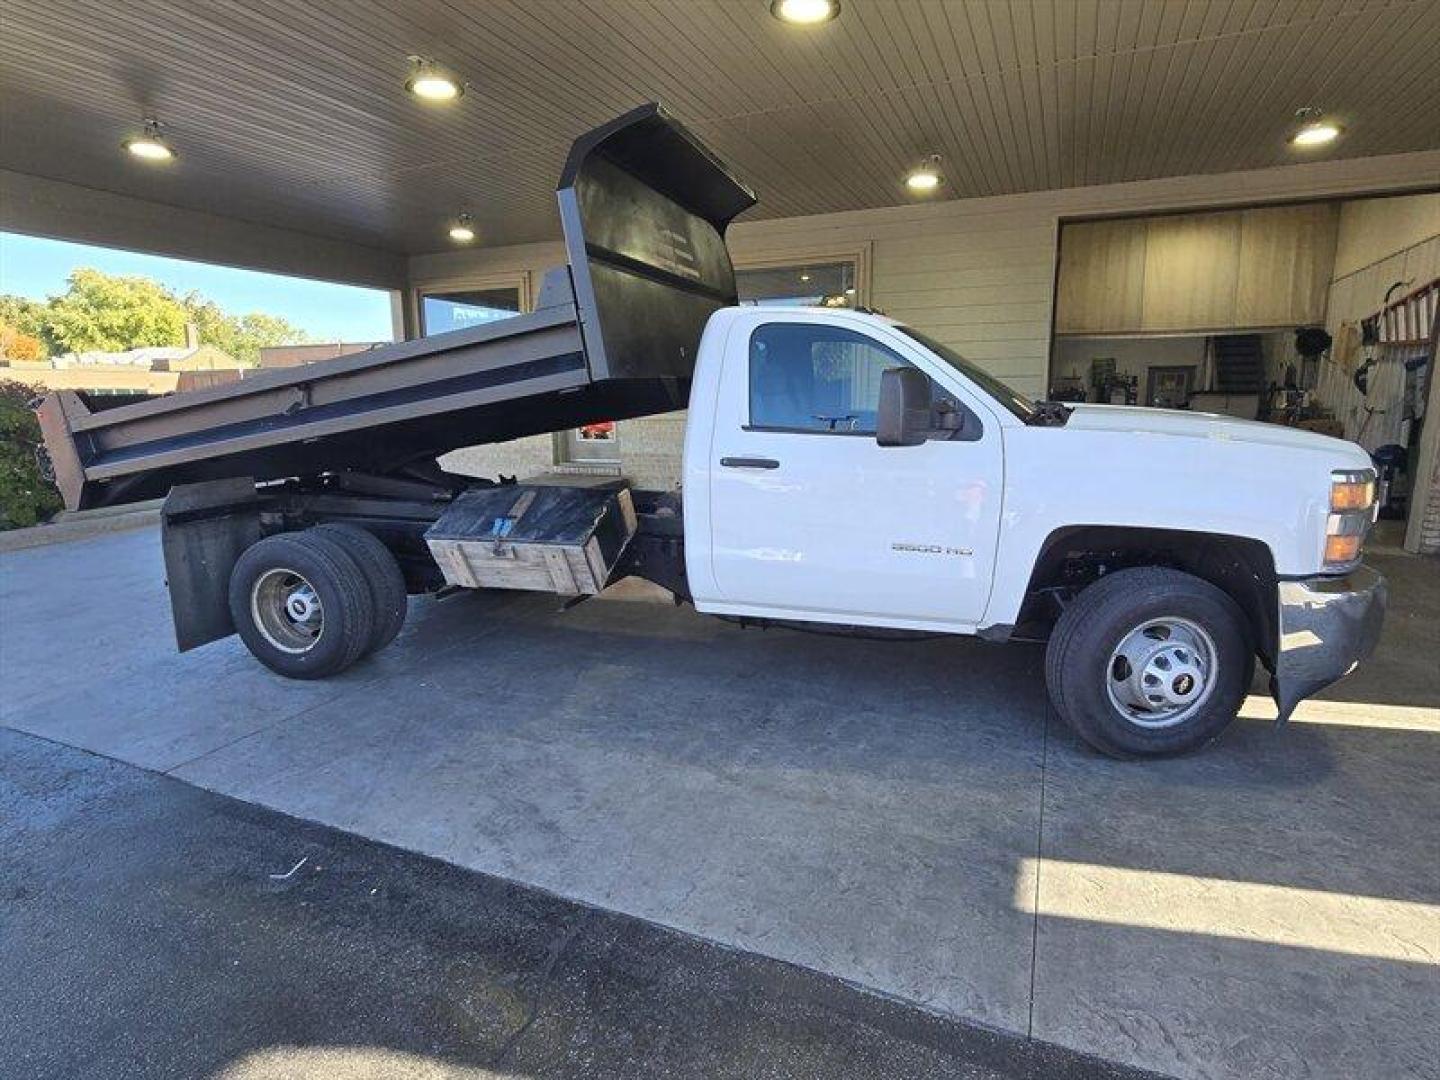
[0,232,395,343]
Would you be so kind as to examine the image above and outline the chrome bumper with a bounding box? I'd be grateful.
[1271,565,1387,721]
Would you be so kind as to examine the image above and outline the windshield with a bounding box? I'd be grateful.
[895,326,1037,421]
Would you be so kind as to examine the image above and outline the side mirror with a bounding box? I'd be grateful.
[876,367,932,447]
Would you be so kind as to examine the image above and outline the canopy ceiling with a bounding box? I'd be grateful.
[3,0,1437,256]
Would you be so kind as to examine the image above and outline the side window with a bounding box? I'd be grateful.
[749,324,911,434]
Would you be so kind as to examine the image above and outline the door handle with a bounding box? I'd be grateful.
[720,456,780,469]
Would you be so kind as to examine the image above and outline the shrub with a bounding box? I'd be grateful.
[0,380,64,529]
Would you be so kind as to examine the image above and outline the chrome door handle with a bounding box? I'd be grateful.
[720,456,780,469]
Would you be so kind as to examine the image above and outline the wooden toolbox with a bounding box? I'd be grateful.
[424,484,637,595]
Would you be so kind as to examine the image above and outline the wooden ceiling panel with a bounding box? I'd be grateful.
[1,0,1435,256]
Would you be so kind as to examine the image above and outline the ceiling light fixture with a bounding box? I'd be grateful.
[770,0,840,25]
[905,154,942,193]
[406,56,464,102]
[799,271,812,282]
[122,118,175,163]
[1290,107,1342,148]
[448,213,476,243]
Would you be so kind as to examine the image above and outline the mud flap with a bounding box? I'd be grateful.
[161,478,262,651]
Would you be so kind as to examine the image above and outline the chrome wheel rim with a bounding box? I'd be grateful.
[1105,616,1217,729]
[251,568,324,654]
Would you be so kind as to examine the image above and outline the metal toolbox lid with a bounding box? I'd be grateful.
[425,484,632,547]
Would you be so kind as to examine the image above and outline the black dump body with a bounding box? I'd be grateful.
[37,104,756,510]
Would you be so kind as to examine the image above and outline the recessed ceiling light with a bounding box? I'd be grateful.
[905,155,942,192]
[448,213,476,243]
[770,0,839,26]
[799,272,812,282]
[406,56,463,102]
[122,119,175,163]
[1290,108,1342,148]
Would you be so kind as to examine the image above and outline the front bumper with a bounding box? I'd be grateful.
[1271,565,1387,721]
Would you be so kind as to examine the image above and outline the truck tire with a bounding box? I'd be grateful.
[1045,567,1250,758]
[228,531,376,679]
[311,524,408,655]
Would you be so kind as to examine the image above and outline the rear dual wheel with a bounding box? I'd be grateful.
[229,526,407,680]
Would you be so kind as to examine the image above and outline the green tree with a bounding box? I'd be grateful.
[2,269,312,365]
[183,296,309,365]
[0,379,63,528]
[41,269,188,354]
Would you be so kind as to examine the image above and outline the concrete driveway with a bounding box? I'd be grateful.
[2,526,1436,1080]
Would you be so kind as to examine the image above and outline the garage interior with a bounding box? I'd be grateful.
[1052,192,1439,548]
[2,3,1439,1080]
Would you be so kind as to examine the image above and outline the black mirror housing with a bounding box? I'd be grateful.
[876,367,932,447]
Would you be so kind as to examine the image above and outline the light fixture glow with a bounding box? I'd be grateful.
[122,119,175,163]
[406,57,463,102]
[1291,121,1342,147]
[905,155,942,192]
[799,272,811,282]
[1289,107,1342,148]
[770,0,839,25]
[448,213,476,243]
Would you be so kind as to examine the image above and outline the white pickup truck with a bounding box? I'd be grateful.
[675,304,1385,756]
[37,104,1385,759]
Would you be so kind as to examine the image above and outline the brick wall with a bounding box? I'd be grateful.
[1418,458,1440,555]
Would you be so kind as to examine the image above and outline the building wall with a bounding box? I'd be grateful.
[1308,193,1440,556]
[413,150,1440,488]
[1313,199,1440,451]
[258,342,386,369]
[0,363,241,395]
[1331,193,1440,279]
[1411,346,1440,555]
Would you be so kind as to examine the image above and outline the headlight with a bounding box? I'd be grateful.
[1331,472,1376,512]
[1324,469,1376,570]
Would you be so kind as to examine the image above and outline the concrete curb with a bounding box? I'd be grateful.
[0,501,162,554]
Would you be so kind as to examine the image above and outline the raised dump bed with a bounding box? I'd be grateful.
[36,103,755,511]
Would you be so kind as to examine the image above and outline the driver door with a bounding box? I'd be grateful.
[705,318,1001,628]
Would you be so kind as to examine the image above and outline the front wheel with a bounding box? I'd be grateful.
[1045,567,1251,758]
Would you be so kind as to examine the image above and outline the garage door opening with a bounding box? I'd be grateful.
[1050,192,1439,551]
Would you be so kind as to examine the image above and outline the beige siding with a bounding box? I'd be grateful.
[1332,194,1440,280]
[416,149,1440,487]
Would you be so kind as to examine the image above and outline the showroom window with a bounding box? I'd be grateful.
[420,286,521,336]
[737,261,856,308]
[748,323,908,434]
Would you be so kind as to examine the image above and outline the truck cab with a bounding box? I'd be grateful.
[680,304,1386,756]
